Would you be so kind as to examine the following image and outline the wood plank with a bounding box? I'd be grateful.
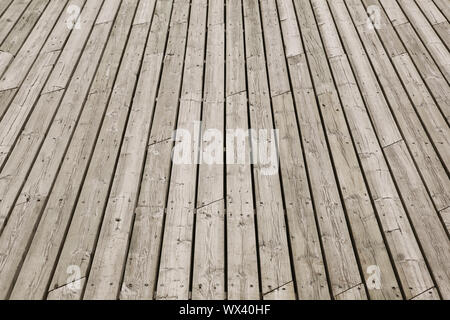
[0,0,446,302]
[0,0,50,56]
[0,0,106,233]
[315,0,436,299]
[191,0,226,301]
[0,0,14,19]
[416,0,447,25]
[225,0,259,300]
[342,1,450,292]
[432,0,450,21]
[397,21,450,123]
[10,0,143,300]
[0,0,120,299]
[329,54,435,301]
[0,0,76,150]
[0,87,16,120]
[0,51,60,165]
[392,52,450,169]
[84,0,190,300]
[0,0,70,87]
[0,0,86,122]
[242,0,295,300]
[371,0,450,122]
[47,0,172,300]
[225,93,260,300]
[324,0,402,147]
[433,21,450,48]
[360,0,450,169]
[411,287,440,300]
[397,0,450,82]
[48,1,172,299]
[42,0,113,94]
[0,0,32,46]
[0,52,13,82]
[122,0,206,300]
[345,0,450,212]
[292,0,401,300]
[193,200,226,300]
[384,140,450,299]
[440,207,450,233]
[132,0,196,301]
[277,0,332,300]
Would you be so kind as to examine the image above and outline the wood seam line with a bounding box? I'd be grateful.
[408,286,437,300]
[261,280,294,297]
[333,282,364,299]
[47,276,87,294]
[381,139,405,150]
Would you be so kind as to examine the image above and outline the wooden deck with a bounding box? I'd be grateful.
[0,0,448,300]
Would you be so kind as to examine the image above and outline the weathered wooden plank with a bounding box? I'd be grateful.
[293,0,401,300]
[329,56,435,300]
[315,0,436,299]
[243,0,295,300]
[384,140,450,299]
[411,287,440,300]
[0,0,32,46]
[47,0,173,300]
[397,22,450,122]
[0,0,14,19]
[0,0,446,302]
[0,0,81,160]
[441,207,450,233]
[0,87,64,234]
[334,284,367,300]
[0,0,120,299]
[433,21,450,47]
[277,0,333,300]
[132,0,155,25]
[432,0,450,21]
[0,50,60,165]
[0,52,13,82]
[0,0,105,233]
[84,0,189,300]
[353,1,407,57]
[122,0,206,300]
[345,0,450,212]
[0,87,16,120]
[191,0,226,301]
[41,0,116,94]
[324,0,402,147]
[225,0,259,300]
[392,52,450,169]
[193,200,226,300]
[118,141,172,300]
[360,1,450,172]
[397,0,450,82]
[346,0,450,268]
[0,0,50,56]
[369,0,450,122]
[416,0,447,25]
[225,93,260,300]
[0,0,87,128]
[0,0,71,88]
[147,0,206,301]
[10,0,142,300]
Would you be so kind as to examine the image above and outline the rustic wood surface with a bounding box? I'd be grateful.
[0,0,448,300]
